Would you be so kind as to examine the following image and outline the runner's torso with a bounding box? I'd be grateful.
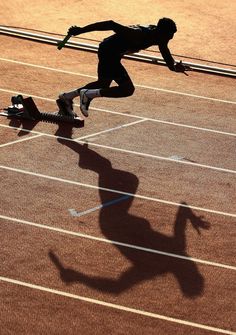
[100,24,160,55]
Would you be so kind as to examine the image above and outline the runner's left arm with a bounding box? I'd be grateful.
[158,43,175,70]
[159,43,190,74]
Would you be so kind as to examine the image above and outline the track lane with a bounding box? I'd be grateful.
[1,169,235,266]
[1,219,235,333]
[1,32,235,335]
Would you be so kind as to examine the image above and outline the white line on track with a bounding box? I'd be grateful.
[0,214,235,271]
[91,105,236,137]
[76,119,147,141]
[0,88,235,137]
[139,84,236,104]
[75,140,236,174]
[0,276,235,334]
[0,57,98,79]
[0,57,236,105]
[0,123,235,175]
[0,164,236,218]
[0,134,42,148]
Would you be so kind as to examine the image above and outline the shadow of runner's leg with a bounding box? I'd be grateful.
[48,144,207,298]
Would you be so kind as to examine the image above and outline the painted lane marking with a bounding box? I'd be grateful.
[76,142,236,174]
[90,105,236,137]
[0,123,235,174]
[0,88,236,138]
[0,214,235,270]
[0,165,236,218]
[0,276,235,334]
[0,134,42,148]
[0,57,235,104]
[76,119,147,141]
[69,195,131,217]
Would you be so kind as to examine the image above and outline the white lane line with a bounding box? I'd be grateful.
[0,164,236,218]
[0,276,235,334]
[75,141,236,175]
[0,123,235,175]
[0,134,42,148]
[0,57,235,105]
[76,119,147,141]
[0,214,235,271]
[0,88,235,137]
[91,106,236,137]
[0,57,98,79]
[139,83,236,105]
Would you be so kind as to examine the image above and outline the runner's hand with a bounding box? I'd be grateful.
[68,26,82,36]
[175,61,191,76]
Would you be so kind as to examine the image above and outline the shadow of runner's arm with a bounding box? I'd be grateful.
[49,250,146,294]
[173,203,210,250]
[173,204,190,251]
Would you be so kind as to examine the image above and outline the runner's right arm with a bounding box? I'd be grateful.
[68,21,137,36]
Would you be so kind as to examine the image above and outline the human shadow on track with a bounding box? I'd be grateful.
[49,138,210,298]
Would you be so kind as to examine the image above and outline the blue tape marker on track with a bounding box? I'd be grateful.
[69,195,131,217]
[102,195,131,208]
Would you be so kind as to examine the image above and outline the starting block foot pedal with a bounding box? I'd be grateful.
[22,97,41,119]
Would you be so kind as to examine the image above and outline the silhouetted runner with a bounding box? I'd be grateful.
[58,18,190,117]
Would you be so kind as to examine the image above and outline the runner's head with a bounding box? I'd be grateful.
[157,18,177,38]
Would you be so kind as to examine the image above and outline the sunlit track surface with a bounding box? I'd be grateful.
[0,21,236,335]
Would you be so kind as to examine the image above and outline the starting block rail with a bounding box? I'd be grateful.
[0,95,84,128]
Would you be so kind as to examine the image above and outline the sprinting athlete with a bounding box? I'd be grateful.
[58,18,190,117]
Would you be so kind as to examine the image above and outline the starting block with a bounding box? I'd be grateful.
[0,95,84,128]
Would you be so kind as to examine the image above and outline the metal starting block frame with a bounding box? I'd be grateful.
[0,95,84,128]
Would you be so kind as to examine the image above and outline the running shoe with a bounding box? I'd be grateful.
[80,89,92,117]
[58,93,75,117]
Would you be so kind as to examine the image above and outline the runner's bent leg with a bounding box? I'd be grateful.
[80,48,135,116]
[100,76,135,98]
[98,57,135,98]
